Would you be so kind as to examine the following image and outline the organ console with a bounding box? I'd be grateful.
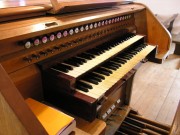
[0,0,177,135]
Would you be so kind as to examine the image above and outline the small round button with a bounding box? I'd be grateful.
[105,20,108,25]
[119,17,122,21]
[102,21,105,26]
[75,27,79,33]
[90,24,93,29]
[112,18,115,23]
[50,34,55,41]
[94,23,97,28]
[34,39,40,46]
[42,36,48,44]
[109,19,112,24]
[117,17,120,22]
[63,31,68,37]
[85,25,89,31]
[122,16,124,20]
[114,18,117,23]
[80,26,84,32]
[24,41,31,49]
[56,32,62,39]
[69,29,74,35]
[98,22,101,27]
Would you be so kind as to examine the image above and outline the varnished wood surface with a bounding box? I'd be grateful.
[0,0,120,9]
[75,118,106,135]
[131,46,180,125]
[170,101,180,135]
[0,0,131,22]
[0,4,144,41]
[9,65,43,100]
[49,0,127,14]
[0,0,51,8]
[135,3,171,63]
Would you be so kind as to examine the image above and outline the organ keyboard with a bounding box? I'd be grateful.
[0,0,174,135]
[42,32,156,121]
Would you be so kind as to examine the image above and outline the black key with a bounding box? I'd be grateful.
[124,51,137,55]
[107,62,120,67]
[58,63,73,70]
[111,42,118,47]
[74,57,87,63]
[77,81,93,89]
[78,53,94,60]
[89,76,102,82]
[88,73,104,81]
[76,85,89,92]
[112,59,126,64]
[96,46,107,52]
[119,55,131,60]
[100,67,113,74]
[86,74,102,82]
[84,52,96,58]
[91,72,105,80]
[70,58,84,65]
[115,57,127,62]
[109,61,122,67]
[52,65,69,73]
[64,60,80,67]
[102,64,117,70]
[86,49,101,55]
[95,48,105,54]
[121,52,134,57]
[82,78,99,85]
[95,69,110,76]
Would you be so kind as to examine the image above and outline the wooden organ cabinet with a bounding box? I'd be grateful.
[0,0,179,135]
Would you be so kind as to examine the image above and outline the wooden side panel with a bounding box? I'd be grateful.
[146,7,171,53]
[0,64,48,135]
[9,65,43,100]
[134,10,147,40]
[0,93,29,135]
[135,3,171,62]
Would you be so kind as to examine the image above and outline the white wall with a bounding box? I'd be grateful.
[135,0,180,14]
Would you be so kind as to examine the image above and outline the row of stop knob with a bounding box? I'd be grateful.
[23,47,61,63]
[24,14,132,49]
[23,33,102,63]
